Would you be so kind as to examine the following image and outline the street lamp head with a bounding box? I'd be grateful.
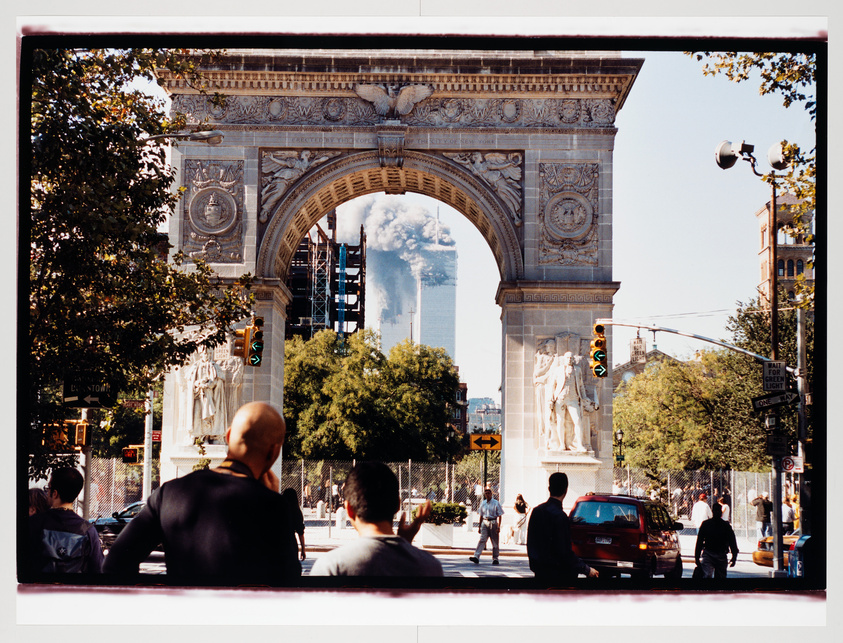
[188,130,224,145]
[615,429,624,443]
[767,143,789,171]
[715,140,755,170]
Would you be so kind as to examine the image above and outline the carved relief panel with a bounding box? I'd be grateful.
[182,160,244,263]
[259,149,342,225]
[444,152,523,225]
[538,163,600,266]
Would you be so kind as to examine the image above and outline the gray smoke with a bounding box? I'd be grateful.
[335,194,455,324]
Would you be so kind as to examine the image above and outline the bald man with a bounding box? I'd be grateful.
[103,402,301,585]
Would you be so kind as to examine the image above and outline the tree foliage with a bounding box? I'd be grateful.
[283,330,461,461]
[688,50,818,305]
[27,48,252,477]
[614,296,813,475]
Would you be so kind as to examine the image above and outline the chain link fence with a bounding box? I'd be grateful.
[277,459,495,515]
[608,466,801,539]
[72,458,798,540]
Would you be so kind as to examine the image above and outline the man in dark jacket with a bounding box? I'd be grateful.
[527,472,598,583]
[27,467,104,576]
[103,402,300,585]
[694,502,739,579]
[751,491,773,538]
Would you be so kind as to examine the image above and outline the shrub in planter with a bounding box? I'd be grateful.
[414,502,467,526]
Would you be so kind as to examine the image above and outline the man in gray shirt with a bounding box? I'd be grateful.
[310,462,443,577]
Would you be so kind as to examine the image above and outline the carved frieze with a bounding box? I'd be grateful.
[538,163,600,266]
[444,152,523,225]
[171,94,615,129]
[182,160,244,263]
[259,150,342,223]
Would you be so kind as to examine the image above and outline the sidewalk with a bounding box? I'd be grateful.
[302,510,758,562]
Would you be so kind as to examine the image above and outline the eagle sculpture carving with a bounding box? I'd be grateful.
[353,83,434,118]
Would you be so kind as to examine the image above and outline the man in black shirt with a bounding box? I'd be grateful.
[527,472,598,583]
[103,402,300,585]
[694,502,739,579]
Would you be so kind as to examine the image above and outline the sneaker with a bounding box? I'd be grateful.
[469,557,479,564]
[492,559,500,565]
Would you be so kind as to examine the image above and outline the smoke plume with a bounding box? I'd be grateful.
[334,194,455,324]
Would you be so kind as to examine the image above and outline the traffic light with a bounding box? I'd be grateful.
[246,317,265,367]
[71,420,89,448]
[231,326,249,361]
[122,447,139,464]
[590,323,608,377]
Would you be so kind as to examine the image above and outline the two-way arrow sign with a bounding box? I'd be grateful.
[470,435,502,451]
[751,390,799,412]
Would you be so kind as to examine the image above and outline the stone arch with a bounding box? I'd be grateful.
[257,150,524,282]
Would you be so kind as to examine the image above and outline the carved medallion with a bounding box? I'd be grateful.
[181,159,244,263]
[188,189,238,236]
[538,163,599,266]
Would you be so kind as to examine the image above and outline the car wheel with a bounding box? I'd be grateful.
[665,555,683,580]
[632,560,655,580]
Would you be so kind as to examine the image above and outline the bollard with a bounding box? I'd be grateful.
[336,506,347,529]
[316,499,326,519]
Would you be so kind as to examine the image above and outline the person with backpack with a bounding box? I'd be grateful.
[26,467,104,576]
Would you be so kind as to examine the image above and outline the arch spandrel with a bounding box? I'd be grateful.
[257,150,524,282]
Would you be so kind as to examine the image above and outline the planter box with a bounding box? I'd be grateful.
[420,523,454,548]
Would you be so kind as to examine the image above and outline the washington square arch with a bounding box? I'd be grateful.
[158,48,644,508]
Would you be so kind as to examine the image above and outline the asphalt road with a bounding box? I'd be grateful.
[138,549,769,579]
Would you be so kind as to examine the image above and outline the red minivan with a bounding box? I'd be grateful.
[569,493,684,579]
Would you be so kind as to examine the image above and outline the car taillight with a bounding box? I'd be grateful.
[639,535,648,550]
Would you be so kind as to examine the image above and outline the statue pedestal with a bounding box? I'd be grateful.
[162,444,228,480]
[539,451,611,509]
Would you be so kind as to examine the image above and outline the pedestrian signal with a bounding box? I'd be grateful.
[590,323,608,377]
[122,447,139,464]
[247,317,264,367]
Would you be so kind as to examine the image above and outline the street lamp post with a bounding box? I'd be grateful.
[715,139,789,576]
[615,428,624,468]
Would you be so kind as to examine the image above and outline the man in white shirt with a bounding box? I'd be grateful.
[470,487,504,565]
[691,492,713,529]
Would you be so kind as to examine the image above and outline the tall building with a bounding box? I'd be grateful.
[755,193,814,302]
[377,230,457,359]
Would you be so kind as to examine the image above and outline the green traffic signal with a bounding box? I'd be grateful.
[246,317,265,366]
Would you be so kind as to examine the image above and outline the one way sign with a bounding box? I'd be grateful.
[470,434,502,451]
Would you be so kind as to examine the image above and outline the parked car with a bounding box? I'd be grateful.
[92,501,145,551]
[569,493,684,579]
[752,534,799,568]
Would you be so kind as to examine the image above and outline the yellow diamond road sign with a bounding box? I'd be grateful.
[470,434,501,450]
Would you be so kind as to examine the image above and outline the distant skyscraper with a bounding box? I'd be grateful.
[376,215,457,359]
[417,245,457,358]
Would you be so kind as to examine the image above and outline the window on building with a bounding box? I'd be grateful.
[761,225,768,249]
[777,260,785,277]
[797,259,804,275]
[787,260,794,277]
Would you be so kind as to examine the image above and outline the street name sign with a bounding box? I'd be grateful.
[762,361,787,392]
[751,390,799,412]
[63,373,116,408]
[469,434,502,450]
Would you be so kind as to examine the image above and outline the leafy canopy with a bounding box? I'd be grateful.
[27,48,251,477]
[283,330,461,461]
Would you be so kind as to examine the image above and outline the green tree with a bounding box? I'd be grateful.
[614,296,813,475]
[689,50,817,305]
[28,48,252,478]
[283,330,460,461]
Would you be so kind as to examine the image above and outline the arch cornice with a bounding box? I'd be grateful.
[257,150,525,282]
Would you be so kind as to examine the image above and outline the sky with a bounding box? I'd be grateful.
[330,49,816,403]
